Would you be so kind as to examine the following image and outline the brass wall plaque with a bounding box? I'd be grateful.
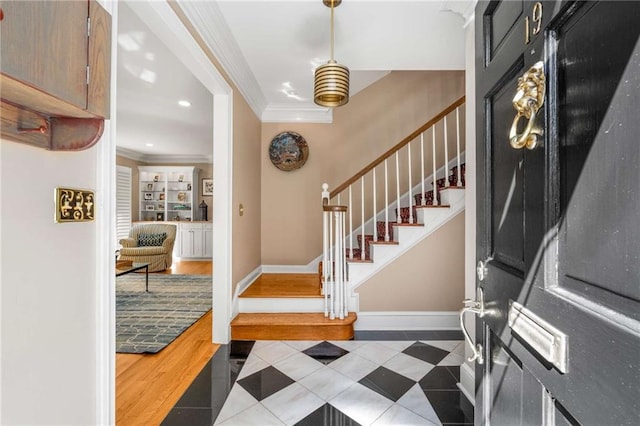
[55,187,95,223]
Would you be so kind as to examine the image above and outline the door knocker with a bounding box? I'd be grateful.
[509,61,545,150]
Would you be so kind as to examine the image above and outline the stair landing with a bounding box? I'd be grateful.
[235,273,355,340]
[231,312,357,341]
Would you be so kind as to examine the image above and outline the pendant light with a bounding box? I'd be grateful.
[313,0,350,107]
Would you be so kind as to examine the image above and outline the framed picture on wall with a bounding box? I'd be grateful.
[202,178,213,196]
[145,205,155,211]
[144,192,153,200]
[146,183,153,191]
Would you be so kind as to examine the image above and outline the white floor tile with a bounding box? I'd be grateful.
[217,401,284,426]
[329,383,394,426]
[214,385,259,424]
[252,341,299,365]
[237,353,269,380]
[327,352,379,381]
[372,403,439,425]
[299,365,355,401]
[396,384,442,426]
[353,342,401,365]
[284,340,320,351]
[329,340,366,351]
[273,351,324,381]
[261,383,325,425]
[438,352,465,366]
[377,340,416,352]
[452,341,465,356]
[383,352,435,381]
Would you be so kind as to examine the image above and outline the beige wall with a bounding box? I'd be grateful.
[358,212,465,311]
[231,93,262,288]
[261,71,465,265]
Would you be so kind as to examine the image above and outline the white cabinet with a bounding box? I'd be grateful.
[178,223,212,259]
[138,166,198,222]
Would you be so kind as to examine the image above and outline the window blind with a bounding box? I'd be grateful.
[116,165,132,244]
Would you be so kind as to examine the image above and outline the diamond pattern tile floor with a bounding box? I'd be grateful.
[162,335,471,426]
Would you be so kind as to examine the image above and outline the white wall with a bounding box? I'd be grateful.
[0,141,101,424]
[460,15,477,402]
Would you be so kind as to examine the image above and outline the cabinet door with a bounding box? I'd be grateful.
[0,0,88,109]
[203,225,213,258]
[180,227,195,258]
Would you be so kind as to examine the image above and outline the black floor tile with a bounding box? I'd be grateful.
[403,341,450,364]
[419,366,459,390]
[354,330,408,340]
[446,365,461,381]
[237,366,295,401]
[404,330,464,340]
[302,341,349,365]
[295,403,361,426]
[359,366,415,402]
[230,340,255,358]
[424,390,474,424]
[161,407,213,426]
[172,360,213,408]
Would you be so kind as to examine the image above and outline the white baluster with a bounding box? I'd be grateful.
[323,210,328,317]
[342,211,348,317]
[395,152,401,223]
[372,168,377,242]
[456,107,462,187]
[384,159,389,242]
[432,126,439,206]
[348,185,353,259]
[420,133,425,206]
[335,211,343,319]
[361,176,365,260]
[408,141,413,224]
[444,115,449,187]
[329,207,333,284]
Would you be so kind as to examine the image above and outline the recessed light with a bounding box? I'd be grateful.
[178,100,191,107]
[145,143,154,147]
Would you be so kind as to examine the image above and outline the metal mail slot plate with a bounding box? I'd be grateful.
[508,301,568,373]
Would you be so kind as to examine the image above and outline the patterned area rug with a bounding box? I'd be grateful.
[116,274,212,354]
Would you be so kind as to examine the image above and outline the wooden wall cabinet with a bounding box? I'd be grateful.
[0,0,111,150]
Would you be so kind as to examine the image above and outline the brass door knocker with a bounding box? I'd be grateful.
[509,61,545,150]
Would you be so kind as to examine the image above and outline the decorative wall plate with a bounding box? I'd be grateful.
[269,131,309,171]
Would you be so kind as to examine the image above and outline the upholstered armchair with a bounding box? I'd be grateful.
[118,223,177,272]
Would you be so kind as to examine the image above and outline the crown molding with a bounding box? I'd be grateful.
[262,103,334,123]
[177,0,267,119]
[116,147,212,164]
[440,0,477,28]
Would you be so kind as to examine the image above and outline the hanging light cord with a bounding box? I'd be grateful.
[330,0,335,61]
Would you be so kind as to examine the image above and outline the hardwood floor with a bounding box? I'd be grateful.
[240,273,321,298]
[116,260,217,426]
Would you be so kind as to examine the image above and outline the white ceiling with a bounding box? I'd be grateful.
[116,0,473,160]
[116,2,213,162]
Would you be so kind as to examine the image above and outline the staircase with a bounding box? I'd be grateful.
[231,97,466,340]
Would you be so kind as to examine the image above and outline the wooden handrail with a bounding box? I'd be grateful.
[330,96,465,198]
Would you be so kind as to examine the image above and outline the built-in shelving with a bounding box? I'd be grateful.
[138,166,198,222]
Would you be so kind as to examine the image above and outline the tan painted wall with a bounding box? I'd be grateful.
[231,93,262,288]
[261,71,465,265]
[358,212,465,311]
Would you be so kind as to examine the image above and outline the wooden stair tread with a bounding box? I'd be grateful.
[391,222,424,226]
[231,313,357,340]
[240,273,321,298]
[231,312,356,326]
[415,204,451,209]
[369,241,399,245]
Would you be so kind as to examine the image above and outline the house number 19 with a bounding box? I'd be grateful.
[525,2,543,44]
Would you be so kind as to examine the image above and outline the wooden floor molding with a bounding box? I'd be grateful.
[116,260,216,426]
[231,312,357,341]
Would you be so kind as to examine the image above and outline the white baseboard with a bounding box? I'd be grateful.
[262,255,321,274]
[231,265,262,318]
[354,311,460,330]
[458,362,475,406]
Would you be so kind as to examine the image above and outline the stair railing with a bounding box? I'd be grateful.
[325,96,465,262]
[321,184,348,320]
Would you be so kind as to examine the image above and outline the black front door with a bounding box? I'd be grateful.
[475,1,639,424]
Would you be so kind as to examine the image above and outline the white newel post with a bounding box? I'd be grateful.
[372,168,377,242]
[432,126,439,206]
[420,133,425,206]
[395,152,401,223]
[384,159,389,241]
[348,185,353,259]
[321,183,348,321]
[408,141,413,224]
[444,115,449,187]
